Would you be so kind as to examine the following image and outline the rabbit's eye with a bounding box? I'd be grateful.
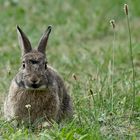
[45,62,47,69]
[22,63,25,68]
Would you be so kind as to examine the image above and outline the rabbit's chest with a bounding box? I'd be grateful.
[11,90,60,121]
[21,91,56,107]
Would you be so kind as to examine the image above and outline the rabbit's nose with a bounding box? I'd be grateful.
[32,80,38,84]
[30,78,40,84]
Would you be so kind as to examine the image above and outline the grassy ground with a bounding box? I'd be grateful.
[0,0,140,139]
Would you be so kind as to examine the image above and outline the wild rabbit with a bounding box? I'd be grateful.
[4,25,73,126]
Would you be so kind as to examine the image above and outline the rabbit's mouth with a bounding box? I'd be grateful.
[31,84,40,89]
[25,84,46,90]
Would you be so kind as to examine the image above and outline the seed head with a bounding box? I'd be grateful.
[110,20,115,29]
[72,73,77,81]
[89,89,93,96]
[124,4,128,15]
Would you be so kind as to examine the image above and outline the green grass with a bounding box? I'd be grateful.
[0,0,140,139]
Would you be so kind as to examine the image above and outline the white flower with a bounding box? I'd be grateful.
[25,104,31,109]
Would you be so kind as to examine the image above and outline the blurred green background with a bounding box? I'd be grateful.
[0,0,140,139]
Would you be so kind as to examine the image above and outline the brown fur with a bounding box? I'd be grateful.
[4,26,73,125]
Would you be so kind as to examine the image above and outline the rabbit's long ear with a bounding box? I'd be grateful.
[17,25,32,56]
[37,25,52,54]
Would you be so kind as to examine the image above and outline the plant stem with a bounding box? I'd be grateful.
[28,108,31,139]
[126,12,136,121]
[110,19,116,112]
[111,26,115,112]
